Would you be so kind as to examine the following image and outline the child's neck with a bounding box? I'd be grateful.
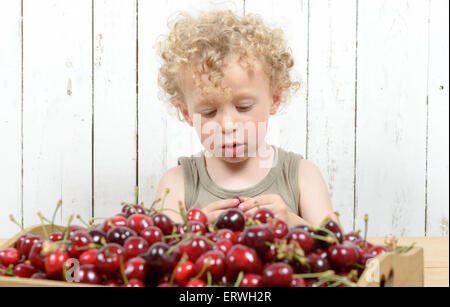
[203,143,275,190]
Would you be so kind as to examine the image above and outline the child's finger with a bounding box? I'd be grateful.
[238,195,271,211]
[206,198,240,211]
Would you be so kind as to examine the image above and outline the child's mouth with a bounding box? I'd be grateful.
[222,143,245,156]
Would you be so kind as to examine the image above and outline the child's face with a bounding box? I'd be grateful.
[178,53,281,164]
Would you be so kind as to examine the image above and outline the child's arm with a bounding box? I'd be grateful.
[297,159,339,229]
[153,166,185,224]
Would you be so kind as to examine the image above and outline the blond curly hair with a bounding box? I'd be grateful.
[156,9,300,119]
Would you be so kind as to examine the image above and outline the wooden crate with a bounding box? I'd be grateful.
[0,225,424,287]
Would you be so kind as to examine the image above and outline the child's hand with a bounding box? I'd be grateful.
[237,194,289,223]
[202,198,241,225]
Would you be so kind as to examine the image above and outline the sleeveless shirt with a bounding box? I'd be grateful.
[177,145,304,216]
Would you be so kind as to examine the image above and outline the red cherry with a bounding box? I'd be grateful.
[77,264,102,285]
[0,248,21,266]
[195,250,226,281]
[328,244,358,270]
[140,226,165,247]
[157,282,178,287]
[48,232,64,242]
[28,240,46,270]
[179,236,212,262]
[187,208,208,225]
[30,272,48,279]
[263,238,281,263]
[124,236,149,259]
[268,219,289,239]
[79,249,99,266]
[185,279,206,287]
[226,244,262,277]
[68,230,93,258]
[344,231,361,242]
[101,216,127,233]
[124,257,147,281]
[252,208,275,223]
[122,204,147,218]
[45,251,70,280]
[234,231,244,244]
[360,245,386,265]
[174,260,196,286]
[287,228,315,254]
[15,234,29,254]
[95,243,125,275]
[290,277,307,287]
[179,221,207,236]
[262,262,293,287]
[123,278,145,287]
[19,235,41,258]
[240,273,263,287]
[13,263,39,278]
[216,208,246,231]
[127,214,153,234]
[217,229,236,243]
[213,239,233,255]
[66,225,87,240]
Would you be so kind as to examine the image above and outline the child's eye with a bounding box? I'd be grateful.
[236,105,252,112]
[202,110,216,117]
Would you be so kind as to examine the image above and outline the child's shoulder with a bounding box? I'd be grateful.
[160,165,184,186]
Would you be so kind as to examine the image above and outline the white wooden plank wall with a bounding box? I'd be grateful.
[0,0,448,238]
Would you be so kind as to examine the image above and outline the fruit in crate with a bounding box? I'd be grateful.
[0,188,417,287]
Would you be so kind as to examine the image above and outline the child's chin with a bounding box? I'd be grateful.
[220,155,249,163]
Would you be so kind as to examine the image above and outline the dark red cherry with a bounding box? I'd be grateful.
[262,262,293,287]
[151,213,175,235]
[242,225,274,255]
[68,230,93,258]
[106,226,137,246]
[88,228,106,245]
[216,208,246,231]
[306,253,330,273]
[28,240,46,270]
[290,277,307,287]
[328,244,358,270]
[140,242,181,281]
[122,204,147,218]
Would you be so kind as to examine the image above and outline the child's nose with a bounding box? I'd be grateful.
[219,113,237,134]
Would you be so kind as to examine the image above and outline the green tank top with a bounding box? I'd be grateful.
[177,145,304,216]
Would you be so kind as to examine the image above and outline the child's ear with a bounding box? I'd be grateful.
[270,86,282,115]
[177,101,193,126]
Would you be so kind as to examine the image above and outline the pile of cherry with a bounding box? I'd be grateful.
[0,194,403,287]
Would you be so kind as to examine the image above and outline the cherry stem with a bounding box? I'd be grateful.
[134,186,139,205]
[178,201,189,232]
[164,234,183,240]
[233,271,244,287]
[311,234,336,244]
[314,275,357,288]
[51,200,62,233]
[354,263,365,270]
[37,212,49,240]
[206,271,213,287]
[363,214,369,249]
[293,270,334,279]
[158,188,170,213]
[314,227,339,244]
[0,264,15,276]
[170,254,188,285]
[265,241,280,248]
[167,234,191,255]
[76,214,91,228]
[191,258,211,280]
[63,215,74,243]
[149,198,161,210]
[119,255,128,284]
[9,214,23,231]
